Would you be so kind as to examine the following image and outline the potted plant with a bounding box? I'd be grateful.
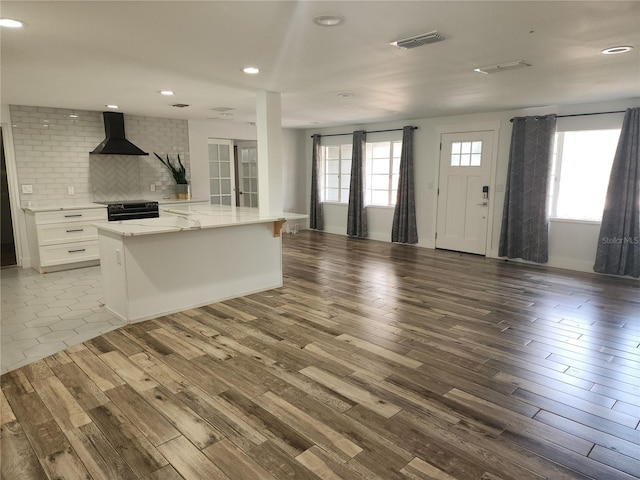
[154,152,190,199]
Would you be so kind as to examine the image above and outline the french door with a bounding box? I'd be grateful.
[236,141,258,208]
[208,138,236,206]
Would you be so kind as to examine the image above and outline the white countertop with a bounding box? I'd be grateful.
[95,204,307,237]
[22,203,107,212]
[22,198,208,213]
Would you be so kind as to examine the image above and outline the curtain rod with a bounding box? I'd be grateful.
[311,126,417,138]
[509,110,626,123]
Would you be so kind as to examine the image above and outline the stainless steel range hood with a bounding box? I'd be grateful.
[91,112,148,156]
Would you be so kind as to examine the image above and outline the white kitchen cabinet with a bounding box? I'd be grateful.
[24,206,107,273]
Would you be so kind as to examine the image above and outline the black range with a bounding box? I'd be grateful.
[98,200,159,221]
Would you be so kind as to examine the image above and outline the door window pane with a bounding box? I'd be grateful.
[450,141,482,167]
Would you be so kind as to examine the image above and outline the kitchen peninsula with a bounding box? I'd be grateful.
[96,204,306,323]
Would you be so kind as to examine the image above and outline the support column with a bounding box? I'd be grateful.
[256,90,283,216]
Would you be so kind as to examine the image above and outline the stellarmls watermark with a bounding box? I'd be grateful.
[600,236,640,245]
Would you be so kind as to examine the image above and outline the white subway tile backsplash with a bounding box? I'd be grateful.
[10,105,190,204]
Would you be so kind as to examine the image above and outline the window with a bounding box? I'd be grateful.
[323,144,351,203]
[365,141,402,206]
[450,141,482,166]
[549,129,620,221]
[322,139,402,206]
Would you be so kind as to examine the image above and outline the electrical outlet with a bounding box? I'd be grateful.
[67,186,75,195]
[22,184,33,194]
[150,184,156,192]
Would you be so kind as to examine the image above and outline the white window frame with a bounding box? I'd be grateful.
[320,134,403,207]
[548,128,621,223]
[365,140,402,207]
[321,143,352,204]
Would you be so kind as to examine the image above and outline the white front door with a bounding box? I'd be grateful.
[236,141,259,208]
[436,131,494,255]
[208,138,236,206]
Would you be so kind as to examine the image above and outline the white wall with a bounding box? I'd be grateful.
[281,128,307,214]
[305,97,640,275]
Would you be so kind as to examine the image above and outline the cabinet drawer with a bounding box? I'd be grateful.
[35,208,107,225]
[37,223,98,246]
[39,240,100,267]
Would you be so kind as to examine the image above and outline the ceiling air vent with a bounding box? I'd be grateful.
[474,61,531,74]
[390,30,445,49]
[172,103,190,108]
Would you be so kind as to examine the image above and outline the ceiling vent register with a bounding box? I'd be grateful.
[390,30,445,49]
[474,61,531,74]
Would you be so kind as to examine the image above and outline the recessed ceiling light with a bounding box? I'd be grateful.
[337,93,353,98]
[69,114,79,118]
[105,104,119,109]
[0,18,25,28]
[313,14,344,27]
[159,90,175,96]
[601,46,633,55]
[243,67,260,74]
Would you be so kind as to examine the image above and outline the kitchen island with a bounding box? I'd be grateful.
[96,204,306,323]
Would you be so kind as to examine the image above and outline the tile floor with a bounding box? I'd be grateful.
[0,265,126,373]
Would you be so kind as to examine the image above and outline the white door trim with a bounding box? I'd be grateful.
[1,106,27,267]
[435,121,501,256]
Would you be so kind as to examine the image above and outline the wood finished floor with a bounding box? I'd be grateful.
[2,231,639,480]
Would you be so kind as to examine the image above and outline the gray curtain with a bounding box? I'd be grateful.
[309,134,324,230]
[392,126,418,244]
[594,107,640,278]
[499,114,557,263]
[347,130,367,238]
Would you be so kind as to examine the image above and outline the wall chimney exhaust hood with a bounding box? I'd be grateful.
[91,112,148,155]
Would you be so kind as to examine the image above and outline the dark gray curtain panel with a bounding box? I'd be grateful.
[392,126,418,244]
[309,134,324,230]
[499,114,557,263]
[347,130,368,238]
[594,107,640,278]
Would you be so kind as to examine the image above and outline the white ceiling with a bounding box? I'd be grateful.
[2,1,639,128]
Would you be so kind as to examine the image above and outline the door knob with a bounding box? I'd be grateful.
[476,201,488,206]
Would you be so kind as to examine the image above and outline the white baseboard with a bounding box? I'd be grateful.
[489,249,596,275]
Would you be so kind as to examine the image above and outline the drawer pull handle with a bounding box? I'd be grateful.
[66,228,84,233]
[68,248,86,253]
[64,214,83,218]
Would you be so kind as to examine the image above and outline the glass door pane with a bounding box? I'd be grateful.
[208,139,236,206]
[236,141,258,208]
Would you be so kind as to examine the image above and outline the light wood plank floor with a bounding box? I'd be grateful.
[2,231,639,480]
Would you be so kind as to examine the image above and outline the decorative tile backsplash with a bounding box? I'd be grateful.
[90,155,142,202]
[9,105,190,205]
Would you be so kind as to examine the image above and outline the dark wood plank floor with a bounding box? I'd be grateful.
[2,231,639,479]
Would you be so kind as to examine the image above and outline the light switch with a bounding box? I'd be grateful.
[67,186,75,195]
[150,184,156,192]
[22,184,33,194]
